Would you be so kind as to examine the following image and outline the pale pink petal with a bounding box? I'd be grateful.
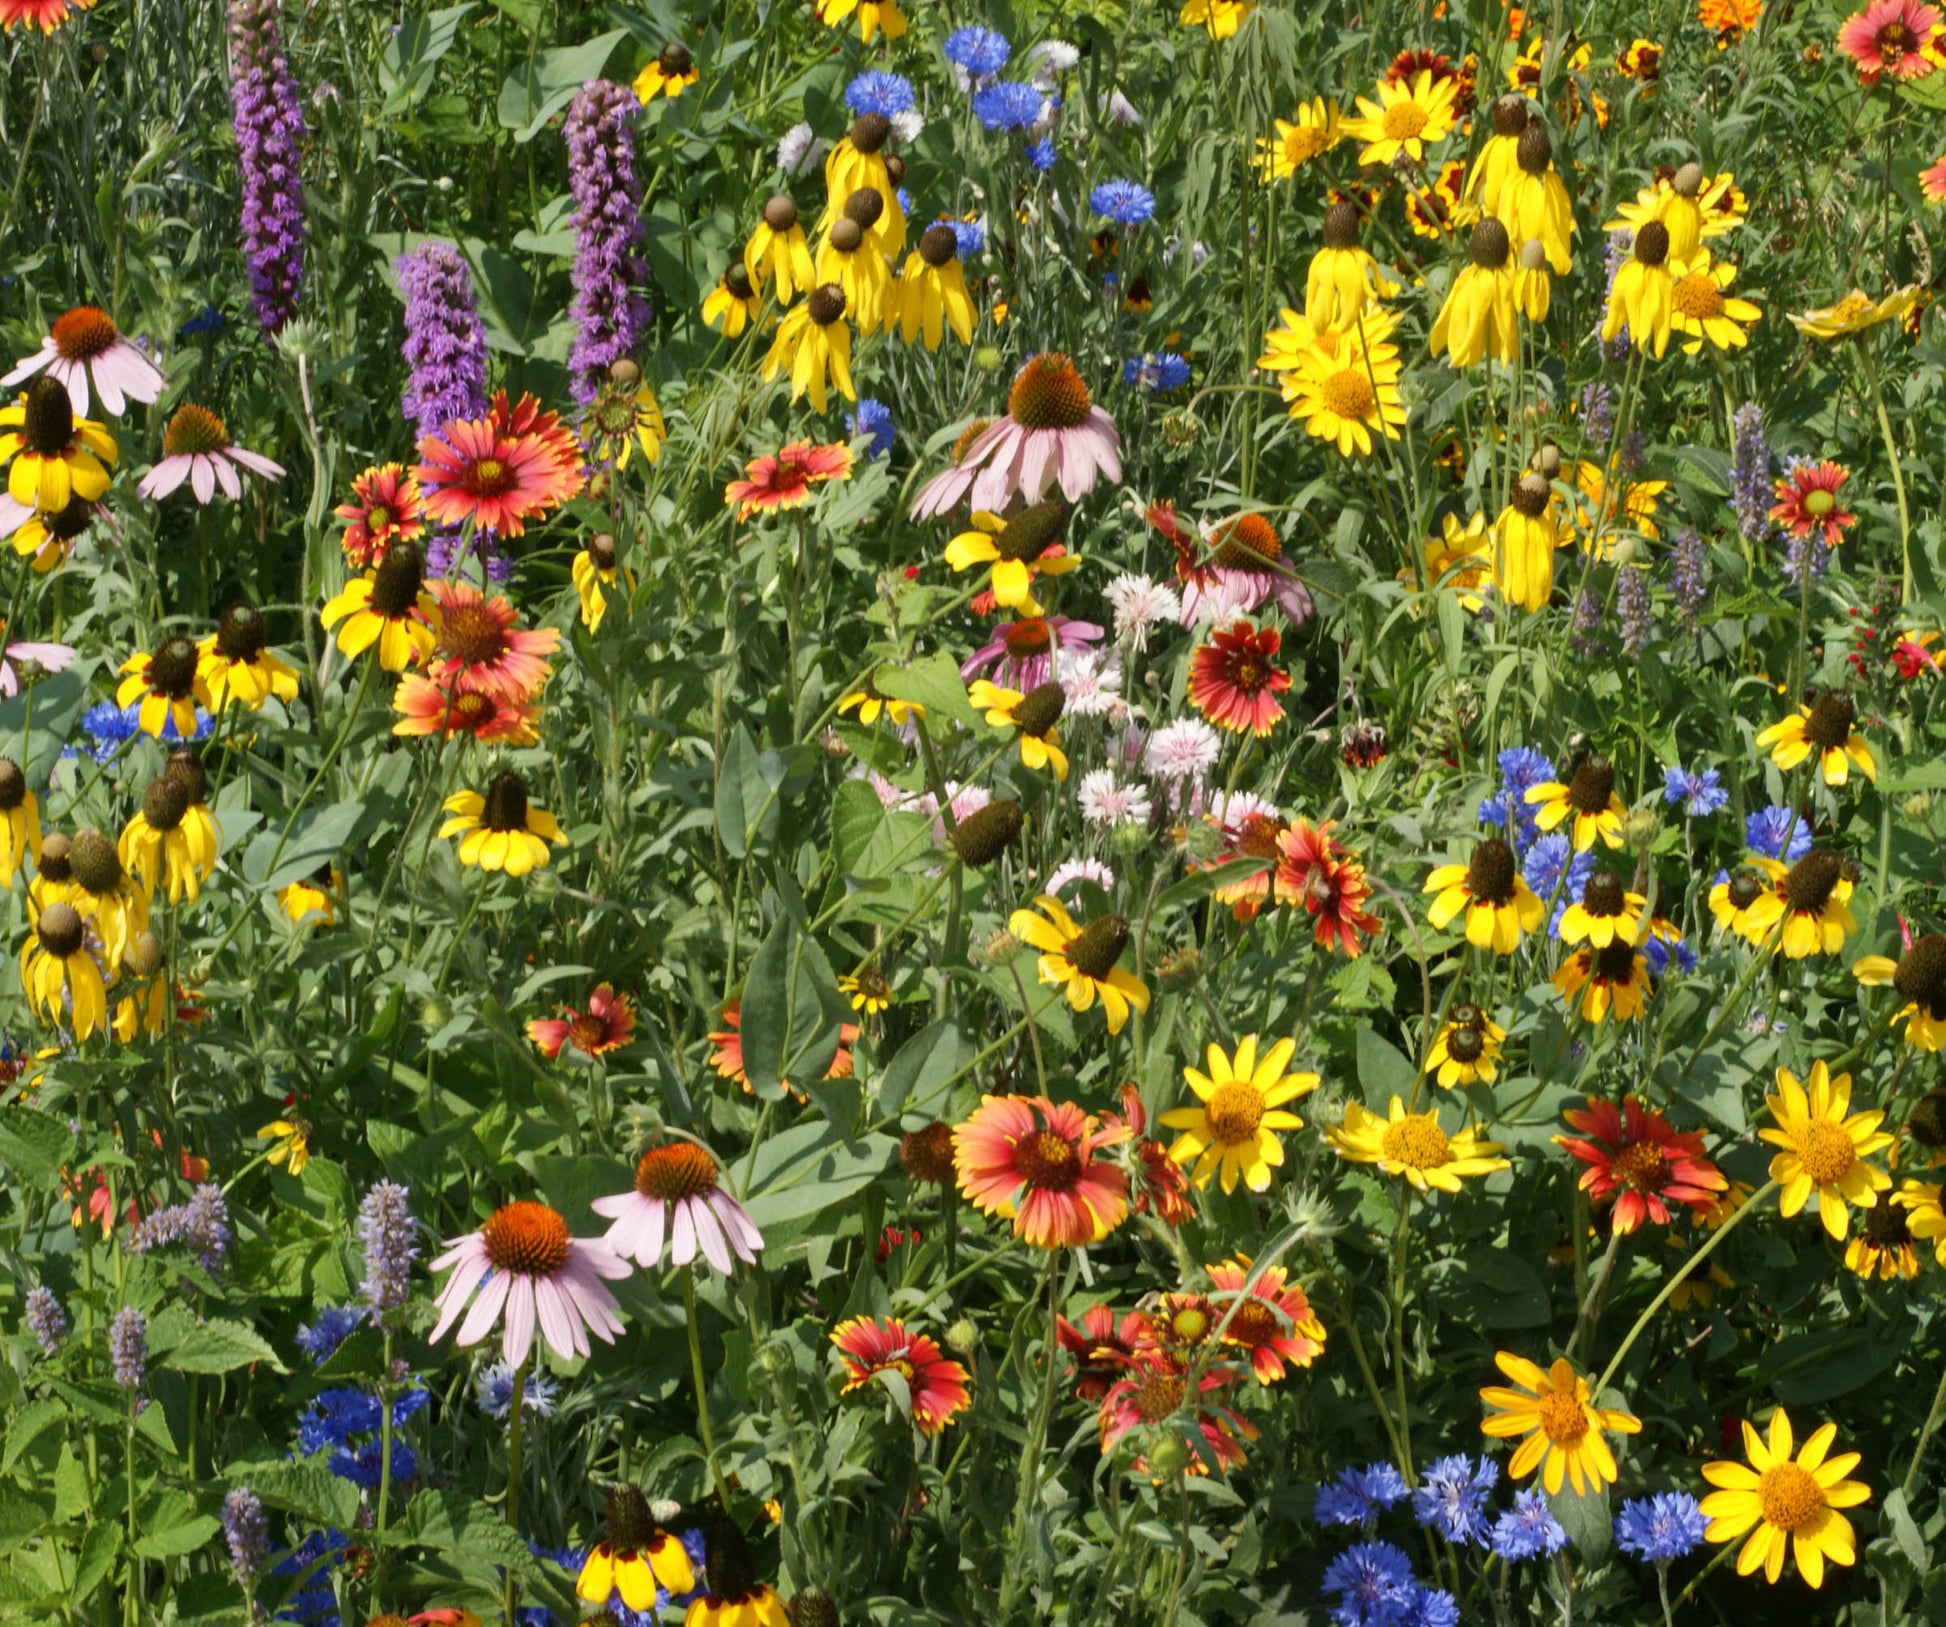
[1085,409,1123,482]
[640,1197,668,1266]
[589,1191,633,1220]
[708,1190,763,1261]
[10,642,74,673]
[0,345,53,388]
[534,1275,576,1359]
[909,463,974,520]
[573,1237,631,1280]
[137,456,193,500]
[0,495,32,538]
[227,447,285,479]
[429,1233,488,1273]
[214,456,242,500]
[48,357,89,417]
[670,1198,698,1266]
[190,456,217,505]
[97,342,163,408]
[455,1269,512,1348]
[0,666,16,700]
[689,1199,732,1275]
[499,1275,537,1368]
[1019,428,1057,502]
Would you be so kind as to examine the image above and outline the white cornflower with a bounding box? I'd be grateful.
[1144,719,1221,783]
[1104,572,1182,649]
[1047,857,1116,899]
[1078,769,1152,828]
[1060,649,1125,718]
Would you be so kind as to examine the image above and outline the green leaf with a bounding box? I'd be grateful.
[1883,1487,1929,1572]
[830,779,933,880]
[1547,1479,1611,1561]
[741,1119,896,1230]
[1454,1248,1552,1329]
[134,1490,220,1559]
[1,1399,65,1475]
[712,725,811,860]
[876,1021,966,1119]
[873,652,981,735]
[739,915,850,1100]
[398,1490,546,1579]
[238,1459,362,1531]
[154,1315,287,1376]
[0,1106,76,1189]
[242,802,365,892]
[377,3,476,114]
[1354,1025,1419,1106]
[497,30,627,142]
[1151,856,1269,917]
[70,1517,121,1598]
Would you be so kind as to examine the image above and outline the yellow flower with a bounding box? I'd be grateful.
[814,0,904,42]
[112,971,169,1045]
[1552,942,1653,1023]
[1601,222,1676,357]
[39,828,147,970]
[8,495,97,572]
[631,43,697,103]
[119,773,221,906]
[837,970,892,1015]
[1180,0,1253,37]
[702,264,761,337]
[1480,1352,1641,1494]
[1573,459,1668,551]
[1159,1035,1317,1193]
[19,901,107,1041]
[1281,310,1407,457]
[1523,756,1626,851]
[1344,69,1459,167]
[1754,691,1875,785]
[1557,870,1646,946]
[0,762,42,889]
[835,680,921,728]
[438,772,567,877]
[814,219,893,336]
[1304,201,1398,329]
[1739,852,1855,959]
[1513,241,1552,321]
[897,226,977,349]
[278,865,339,926]
[1007,894,1150,1035]
[1899,1180,1946,1263]
[1760,1060,1892,1239]
[1605,167,1744,260]
[258,1118,311,1176]
[1256,306,1320,376]
[744,199,817,304]
[116,637,211,739]
[1410,511,1492,609]
[1254,97,1344,180]
[759,285,854,413]
[968,679,1068,780]
[1429,220,1518,367]
[571,536,632,633]
[320,542,438,671]
[1493,471,1563,613]
[585,381,666,471]
[196,604,299,714]
[1708,866,1771,938]
[0,378,116,511]
[1668,251,1760,353]
[1854,935,1946,1050]
[1328,1097,1509,1192]
[1789,285,1922,340]
[1423,1003,1505,1088]
[819,134,905,256]
[1699,1408,1869,1587]
[943,503,1078,612]
[1465,95,1531,214]
[1844,1194,1920,1279]
[1424,837,1544,954]
[1487,122,1574,273]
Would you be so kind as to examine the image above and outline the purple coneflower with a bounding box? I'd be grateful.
[429,1200,628,1368]
[592,1142,765,1276]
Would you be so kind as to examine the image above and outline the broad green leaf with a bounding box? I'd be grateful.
[242,802,365,892]
[876,1021,966,1119]
[1,1399,64,1475]
[830,779,934,880]
[739,915,850,1099]
[873,651,981,734]
[1354,1025,1419,1106]
[155,1314,287,1376]
[497,30,628,142]
[741,1119,896,1229]
[377,3,476,114]
[1153,856,1269,916]
[1548,1479,1611,1561]
[0,1106,76,1189]
[238,1459,362,1531]
[134,1490,220,1559]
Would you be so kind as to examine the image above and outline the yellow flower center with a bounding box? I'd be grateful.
[1169,1305,1211,1345]
[1206,1081,1266,1145]
[1014,1129,1081,1191]
[1613,1141,1667,1191]
[1795,1121,1857,1185]
[1382,100,1430,141]
[1672,272,1724,320]
[1379,1113,1452,1171]
[1286,127,1329,163]
[1132,1371,1186,1423]
[1536,1389,1591,1446]
[1321,368,1377,420]
[1827,292,1874,328]
[1757,1463,1825,1532]
[1804,489,1836,516]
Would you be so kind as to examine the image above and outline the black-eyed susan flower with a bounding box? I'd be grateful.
[1761,1061,1892,1238]
[1480,1353,1641,1495]
[831,1315,972,1434]
[196,603,299,713]
[440,772,566,876]
[1180,0,1253,38]
[1344,68,1459,166]
[1423,1002,1505,1087]
[968,679,1068,778]
[1158,1036,1317,1193]
[1668,251,1760,353]
[119,769,220,905]
[1494,469,1562,612]
[1788,283,1922,340]
[1007,894,1150,1033]
[897,223,976,349]
[1413,512,1492,609]
[1424,836,1544,953]
[1554,941,1653,1023]
[1429,218,1518,367]
[701,260,761,337]
[744,196,816,303]
[1603,220,1676,357]
[1524,755,1626,850]
[1617,36,1663,81]
[1572,457,1668,551]
[819,114,906,254]
[576,1485,695,1611]
[278,864,339,926]
[0,758,41,888]
[1327,1097,1510,1192]
[20,900,107,1040]
[953,1094,1130,1246]
[1304,201,1397,329]
[835,677,921,728]
[815,203,893,335]
[7,493,98,571]
[631,41,696,103]
[1755,691,1875,785]
[1855,933,1946,1048]
[1490,122,1573,272]
[1253,97,1344,179]
[582,366,666,471]
[1464,95,1529,212]
[1742,851,1856,957]
[1709,866,1770,938]
[759,283,853,413]
[1845,1195,1919,1279]
[116,636,208,739]
[0,376,116,511]
[571,533,632,632]
[943,501,1077,611]
[111,930,167,1044]
[1699,1408,1869,1587]
[837,969,892,1015]
[1281,309,1407,456]
[1558,870,1646,945]
[321,539,439,670]
[685,1514,791,1627]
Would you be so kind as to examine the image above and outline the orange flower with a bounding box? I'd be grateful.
[1097,1354,1256,1476]
[830,1316,971,1435]
[1204,1257,1326,1383]
[1056,1303,1155,1400]
[724,440,854,520]
[334,463,425,568]
[527,984,636,1059]
[1188,620,1290,736]
[415,393,584,536]
[390,676,540,744]
[707,1002,856,1091]
[1276,819,1383,956]
[425,579,559,702]
[953,1095,1130,1248]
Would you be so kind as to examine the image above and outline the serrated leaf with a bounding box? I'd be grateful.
[1,1399,65,1474]
[0,1106,77,1188]
[155,1315,287,1376]
[237,1459,361,1532]
[134,1490,220,1559]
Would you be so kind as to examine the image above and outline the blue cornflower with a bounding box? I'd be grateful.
[179,305,224,338]
[847,398,895,459]
[476,1358,561,1421]
[1315,1463,1411,1528]
[1479,745,1556,849]
[331,1437,418,1490]
[1644,931,1697,974]
[1404,1586,1461,1627]
[1122,352,1192,394]
[1320,1541,1417,1627]
[273,1529,349,1625]
[1614,1492,1708,1562]
[1746,805,1811,862]
[294,1305,365,1365]
[1091,179,1156,226]
[1662,763,1728,817]
[1411,1455,1499,1544]
[896,186,913,217]
[1490,1491,1567,1562]
[845,71,915,118]
[77,699,212,763]
[943,24,1010,77]
[971,80,1046,132]
[296,1388,381,1454]
[1025,135,1058,171]
[950,218,986,259]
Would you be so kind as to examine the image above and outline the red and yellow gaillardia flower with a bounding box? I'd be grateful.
[425,579,558,704]
[724,439,853,520]
[1204,1257,1325,1383]
[1755,690,1874,785]
[1769,461,1856,548]
[1836,0,1941,83]
[1159,1036,1318,1194]
[1557,1096,1728,1233]
[1424,837,1544,954]
[952,1094,1131,1248]
[1699,1407,1870,1587]
[1761,1060,1893,1239]
[1007,895,1150,1034]
[415,392,585,536]
[527,983,635,1060]
[1274,817,1383,957]
[1189,620,1290,736]
[1097,1354,1257,1477]
[334,463,425,568]
[1328,1097,1509,1193]
[439,772,567,876]
[391,677,540,745]
[1479,1352,1642,1494]
[1057,1304,1154,1401]
[830,1315,972,1435]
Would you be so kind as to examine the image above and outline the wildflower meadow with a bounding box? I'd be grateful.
[10,0,1946,1620]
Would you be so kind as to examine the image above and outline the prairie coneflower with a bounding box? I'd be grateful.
[526,983,635,1060]
[571,533,629,632]
[390,677,540,745]
[1281,309,1408,456]
[953,1094,1131,1247]
[119,772,221,905]
[1494,470,1561,612]
[1423,1003,1506,1088]
[426,580,558,703]
[19,902,107,1040]
[1525,756,1627,850]
[0,760,40,887]
[725,439,854,520]
[1160,1036,1318,1193]
[968,679,1069,779]
[1254,97,1345,180]
[898,224,977,348]
[1557,1096,1727,1232]
[576,1486,695,1613]
[137,404,283,504]
[1603,222,1676,357]
[1480,1353,1641,1494]
[429,1200,628,1367]
[820,114,906,255]
[117,637,211,740]
[701,260,761,336]
[195,604,299,714]
[911,353,1122,518]
[1490,124,1574,272]
[415,398,585,536]
[48,828,146,969]
[1668,252,1761,353]
[1344,68,1459,166]
[1770,462,1856,548]
[333,463,425,568]
[1205,1258,1326,1383]
[1836,0,1941,83]
[632,40,697,102]
[1328,1098,1510,1192]
[1008,895,1150,1033]
[1854,933,1946,1048]
[320,540,439,671]
[1789,284,1923,339]
[1189,620,1290,736]
[759,284,854,413]
[591,1141,764,1274]
[1425,837,1544,953]
[685,1515,791,1627]
[1466,96,1530,211]
[3,306,164,416]
[1,377,117,511]
[1756,691,1875,785]
[1699,1408,1870,1587]
[814,209,894,335]
[1304,201,1397,330]
[744,196,817,303]
[439,772,566,876]
[1761,1060,1892,1239]
[830,1316,972,1434]
[1431,218,1518,367]
[943,501,1076,612]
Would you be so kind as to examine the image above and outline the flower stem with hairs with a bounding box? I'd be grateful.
[684,1266,732,1507]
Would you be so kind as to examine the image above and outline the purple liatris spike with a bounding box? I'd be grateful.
[357,1179,418,1319]
[227,0,308,336]
[1617,568,1651,657]
[1668,526,1706,625]
[1577,382,1613,447]
[1731,402,1771,543]
[396,241,490,441]
[223,1488,269,1582]
[109,1307,147,1391]
[24,1286,67,1355]
[563,81,651,404]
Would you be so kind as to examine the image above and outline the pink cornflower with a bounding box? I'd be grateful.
[429,1200,629,1368]
[1836,0,1941,81]
[3,307,164,417]
[1144,718,1222,782]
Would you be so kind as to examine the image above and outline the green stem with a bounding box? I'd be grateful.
[374,1329,395,1611]
[1859,340,1913,603]
[504,1356,528,1626]
[1900,1346,1946,1504]
[683,1268,732,1507]
[1390,1190,1415,1473]
[997,1255,1063,1620]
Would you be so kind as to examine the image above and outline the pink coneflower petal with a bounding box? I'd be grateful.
[457,1268,513,1348]
[534,1276,573,1358]
[689,1197,732,1275]
[501,1275,538,1366]
[215,458,242,501]
[670,1198,698,1266]
[190,456,216,505]
[137,456,193,501]
[229,447,286,479]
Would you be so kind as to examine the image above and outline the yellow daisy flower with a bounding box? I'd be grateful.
[837,970,892,1015]
[1708,865,1772,938]
[1760,1060,1892,1239]
[1699,1408,1869,1587]
[759,285,854,413]
[1788,284,1922,341]
[116,636,211,740]
[277,864,339,926]
[1844,1195,1920,1279]
[1158,1035,1318,1193]
[1424,837,1544,954]
[1754,691,1875,786]
[1479,1352,1642,1495]
[1739,852,1855,958]
[0,758,42,889]
[0,377,116,511]
[1573,458,1668,551]
[438,772,567,877]
[745,197,817,304]
[571,534,633,633]
[1429,219,1518,368]
[942,502,1078,611]
[1465,95,1531,214]
[631,42,697,103]
[1601,221,1676,358]
[1423,1003,1505,1088]
[814,0,904,42]
[1668,251,1761,353]
[584,375,666,471]
[1494,470,1563,613]
[119,769,221,906]
[1280,310,1407,457]
[1411,511,1492,609]
[1329,1097,1509,1192]
[1488,122,1574,273]
[1344,69,1459,167]
[1557,870,1647,946]
[1523,756,1626,851]
[966,679,1069,780]
[258,1117,312,1176]
[1853,934,1946,1050]
[1604,164,1743,261]
[814,210,893,336]
[1180,0,1253,37]
[1304,201,1398,329]
[835,679,921,728]
[1899,1180,1946,1264]
[196,604,299,714]
[320,541,439,671]
[1254,97,1344,180]
[897,225,977,350]
[702,262,761,337]
[19,900,108,1041]
[1553,942,1653,1024]
[1007,895,1150,1035]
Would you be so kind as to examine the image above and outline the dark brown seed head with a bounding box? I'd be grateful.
[1908,1085,1946,1148]
[1323,200,1360,250]
[37,832,69,885]
[370,541,427,617]
[1864,1198,1913,1248]
[788,1587,841,1627]
[701,1514,760,1603]
[950,799,1023,867]
[69,828,123,894]
[36,902,82,959]
[142,776,190,833]
[1446,1025,1485,1063]
[20,377,73,456]
[149,636,200,698]
[604,1485,654,1551]
[1725,871,1763,910]
[482,772,530,833]
[1516,122,1553,175]
[1511,471,1552,517]
[1895,934,1946,1017]
[1451,1002,1483,1029]
[1566,756,1616,814]
[725,260,755,300]
[1492,95,1531,137]
[1803,690,1856,751]
[1781,851,1842,912]
[1469,217,1511,268]
[1466,838,1517,905]
[898,1121,956,1185]
[1580,872,1626,916]
[165,747,208,804]
[657,41,693,75]
[884,153,907,185]
[214,603,267,663]
[850,112,891,153]
[764,195,799,233]
[919,223,959,267]
[588,532,618,571]
[993,501,1066,562]
[1633,221,1670,267]
[843,187,885,231]
[1064,914,1130,980]
[1591,940,1639,983]
[806,283,847,325]
[1011,681,1066,738]
[0,759,24,813]
[828,217,864,254]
